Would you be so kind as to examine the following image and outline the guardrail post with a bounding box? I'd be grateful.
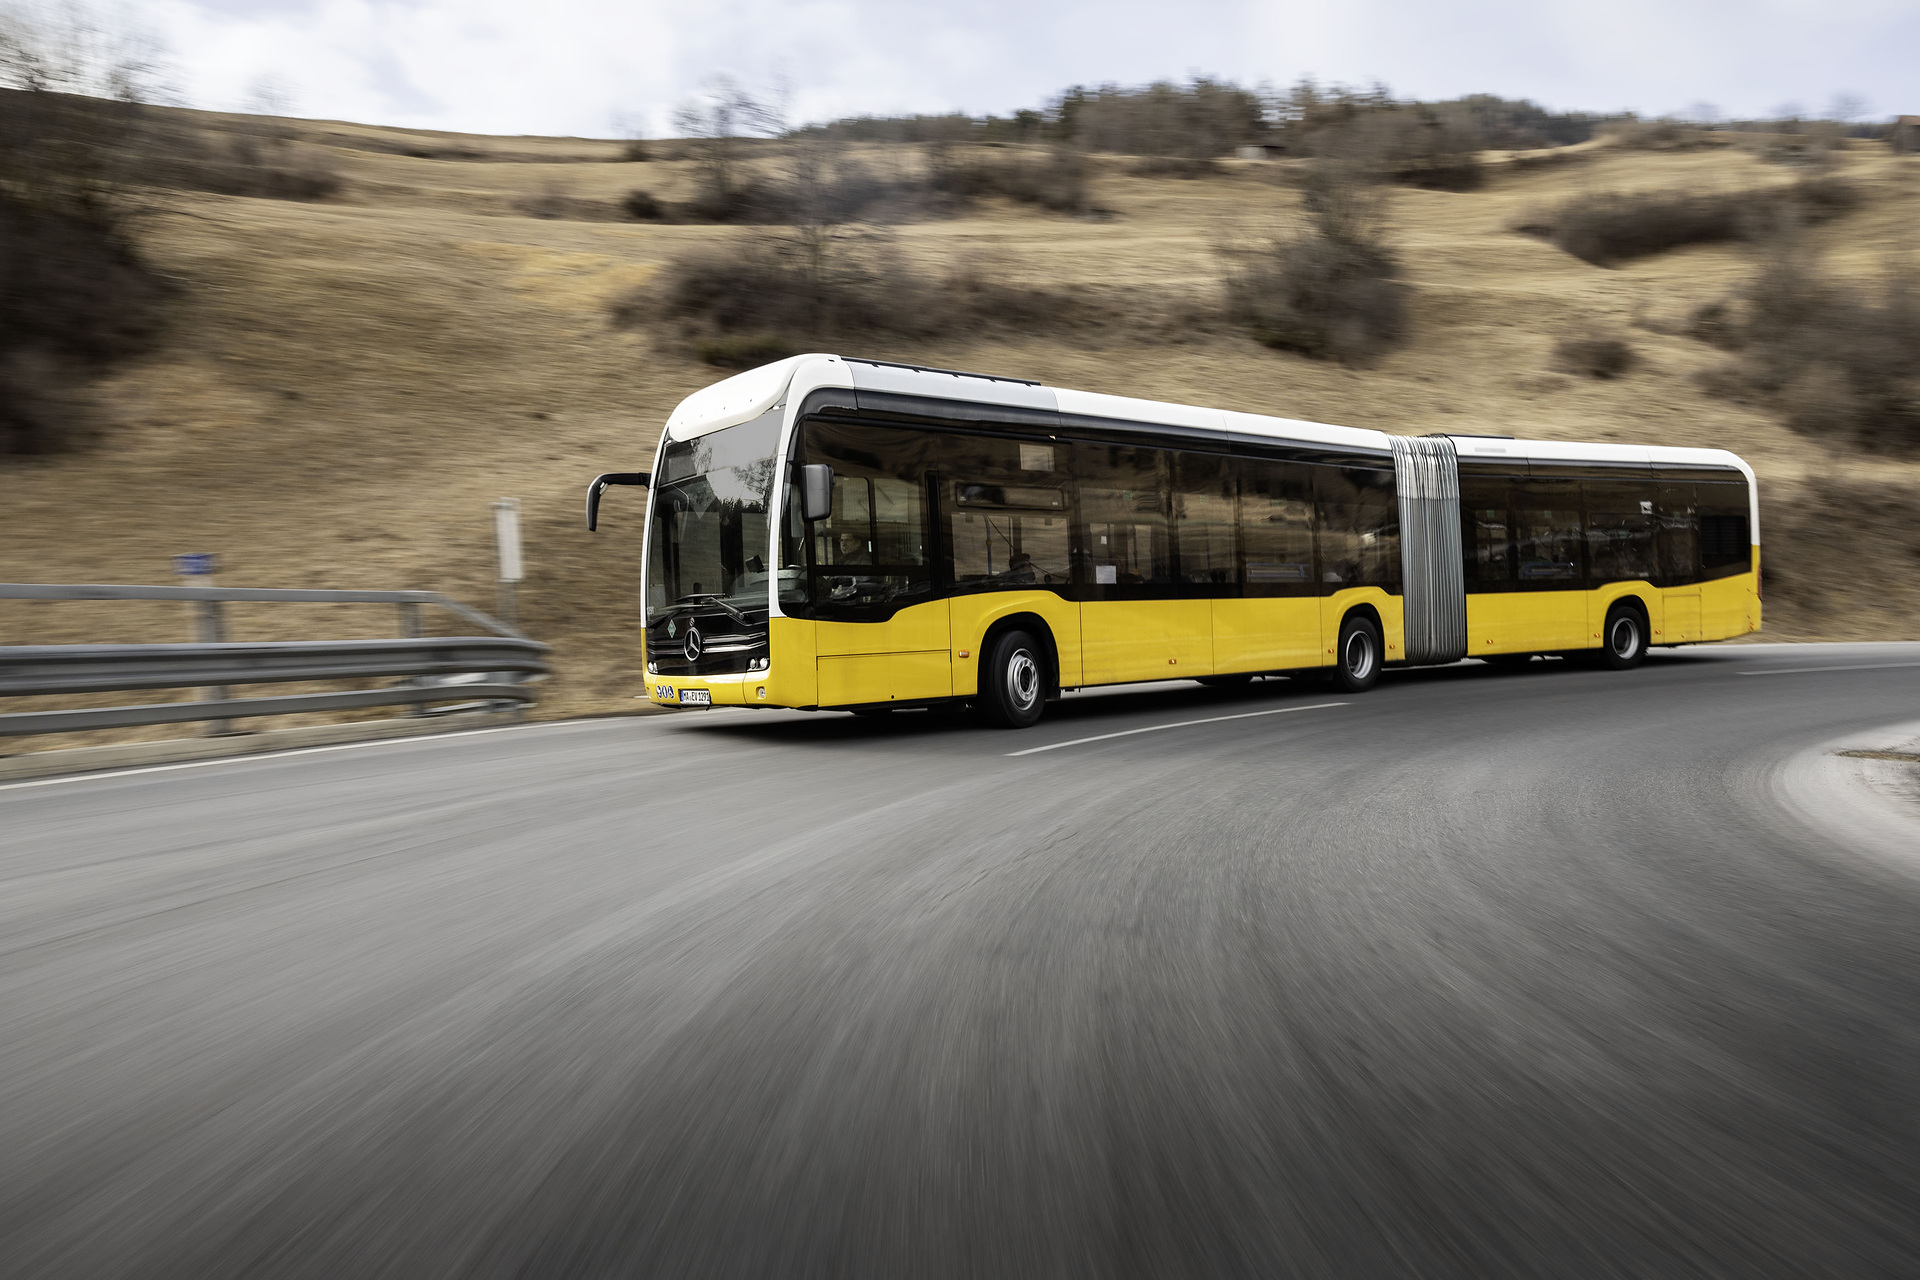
[196,596,234,735]
[176,555,235,736]
[397,601,425,717]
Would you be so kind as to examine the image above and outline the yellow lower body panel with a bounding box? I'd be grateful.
[1080,599,1214,684]
[1213,597,1322,673]
[1467,573,1759,655]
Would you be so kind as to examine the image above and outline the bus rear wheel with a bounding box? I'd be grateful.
[981,629,1047,728]
[1331,615,1382,693]
[1599,603,1648,670]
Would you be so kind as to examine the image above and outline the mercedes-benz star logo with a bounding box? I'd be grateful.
[683,626,703,663]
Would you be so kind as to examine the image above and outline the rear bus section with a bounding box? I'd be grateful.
[596,355,1758,725]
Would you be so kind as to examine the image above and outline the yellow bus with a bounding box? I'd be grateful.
[586,355,1760,728]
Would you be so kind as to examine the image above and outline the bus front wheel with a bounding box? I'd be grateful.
[1331,615,1382,693]
[981,629,1047,728]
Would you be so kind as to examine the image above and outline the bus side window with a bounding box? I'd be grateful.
[1513,477,1583,587]
[1315,464,1400,592]
[1077,443,1172,587]
[938,431,1071,592]
[1239,458,1316,597]
[1458,469,1514,590]
[1583,476,1656,583]
[1173,452,1237,588]
[1697,477,1751,577]
[1655,482,1699,586]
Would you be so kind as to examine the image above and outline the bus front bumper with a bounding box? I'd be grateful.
[648,672,769,708]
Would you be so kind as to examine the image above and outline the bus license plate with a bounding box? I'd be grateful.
[678,688,711,706]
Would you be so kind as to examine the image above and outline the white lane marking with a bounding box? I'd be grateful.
[1737,662,1920,677]
[0,719,593,793]
[1006,702,1347,756]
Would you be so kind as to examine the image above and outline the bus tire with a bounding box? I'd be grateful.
[981,629,1047,728]
[1599,602,1648,670]
[1331,614,1382,693]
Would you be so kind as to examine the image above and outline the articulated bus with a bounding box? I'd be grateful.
[586,354,1760,728]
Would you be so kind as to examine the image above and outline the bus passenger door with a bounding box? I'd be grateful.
[1512,477,1587,649]
[1655,479,1702,643]
[1078,443,1212,683]
[805,432,952,706]
[1217,457,1321,671]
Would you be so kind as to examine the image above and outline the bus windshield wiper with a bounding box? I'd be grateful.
[677,594,754,627]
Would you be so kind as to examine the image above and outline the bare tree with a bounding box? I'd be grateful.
[671,75,786,220]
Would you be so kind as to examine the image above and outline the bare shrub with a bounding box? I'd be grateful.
[649,238,930,342]
[1686,299,1744,349]
[1222,166,1408,365]
[1697,245,1920,450]
[134,114,344,202]
[1,12,169,456]
[621,188,663,220]
[620,140,651,162]
[1530,178,1861,266]
[621,233,1103,359]
[1552,332,1636,378]
[928,144,1093,214]
[513,181,618,221]
[0,346,101,454]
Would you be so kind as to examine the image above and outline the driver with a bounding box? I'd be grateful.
[837,533,873,565]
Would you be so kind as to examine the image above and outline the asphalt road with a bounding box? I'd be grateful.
[4,643,1919,1278]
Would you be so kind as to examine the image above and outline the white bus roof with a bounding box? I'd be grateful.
[661,353,1753,481]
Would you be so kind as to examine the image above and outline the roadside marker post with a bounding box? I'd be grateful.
[173,553,233,735]
[493,500,523,626]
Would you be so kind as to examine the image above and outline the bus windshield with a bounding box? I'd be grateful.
[646,411,782,623]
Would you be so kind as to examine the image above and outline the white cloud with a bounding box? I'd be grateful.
[134,0,1918,134]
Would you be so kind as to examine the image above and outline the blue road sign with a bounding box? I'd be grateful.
[173,554,218,576]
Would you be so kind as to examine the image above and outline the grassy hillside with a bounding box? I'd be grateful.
[4,106,1918,741]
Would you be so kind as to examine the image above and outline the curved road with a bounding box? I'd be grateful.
[3,643,1919,1277]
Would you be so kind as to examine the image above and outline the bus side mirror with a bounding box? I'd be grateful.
[801,464,834,522]
[586,472,649,532]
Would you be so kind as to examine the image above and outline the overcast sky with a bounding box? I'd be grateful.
[133,0,1917,136]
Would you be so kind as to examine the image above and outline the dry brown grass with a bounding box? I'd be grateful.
[3,106,1919,750]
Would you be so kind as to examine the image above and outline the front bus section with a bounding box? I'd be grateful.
[587,356,1759,727]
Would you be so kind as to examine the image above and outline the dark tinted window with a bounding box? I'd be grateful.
[1239,457,1317,598]
[1316,464,1400,592]
[799,420,935,615]
[1078,442,1172,588]
[1174,452,1237,589]
[1584,477,1656,583]
[937,432,1072,591]
[1459,468,1516,591]
[1654,483,1698,586]
[1697,477,1751,575]
[1513,477,1583,587]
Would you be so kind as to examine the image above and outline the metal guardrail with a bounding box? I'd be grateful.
[0,584,549,737]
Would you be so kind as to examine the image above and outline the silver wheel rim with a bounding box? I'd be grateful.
[1610,616,1640,659]
[1344,630,1375,681]
[1006,649,1040,710]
